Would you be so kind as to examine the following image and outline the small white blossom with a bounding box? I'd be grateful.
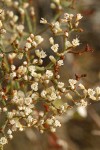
[72,38,80,47]
[25,97,32,105]
[25,42,31,49]
[80,99,88,107]
[40,18,47,24]
[65,40,72,49]
[76,13,83,21]
[46,118,53,125]
[35,49,47,58]
[35,35,44,44]
[77,107,87,118]
[52,21,62,33]
[10,72,16,79]
[51,44,59,53]
[11,65,16,71]
[58,82,64,89]
[8,53,16,59]
[88,89,96,100]
[46,70,53,78]
[50,127,56,132]
[57,60,64,66]
[53,120,61,127]
[0,137,8,145]
[31,82,38,91]
[69,79,77,89]
[7,129,12,135]
[41,90,47,98]
[95,87,100,95]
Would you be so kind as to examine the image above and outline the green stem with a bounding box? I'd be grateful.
[25,10,33,33]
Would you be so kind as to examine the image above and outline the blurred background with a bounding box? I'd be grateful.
[5,0,100,150]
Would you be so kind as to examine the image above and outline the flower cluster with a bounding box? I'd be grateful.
[0,0,99,148]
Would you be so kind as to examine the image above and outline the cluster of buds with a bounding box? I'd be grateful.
[0,0,99,148]
[25,34,44,51]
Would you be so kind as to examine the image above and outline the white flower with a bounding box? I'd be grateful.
[64,13,70,20]
[41,90,47,98]
[72,38,80,47]
[33,59,38,64]
[17,90,25,98]
[24,107,32,115]
[27,115,33,123]
[49,92,57,101]
[69,14,74,20]
[52,21,62,33]
[9,135,13,139]
[7,129,12,135]
[69,79,77,89]
[11,65,16,71]
[46,118,53,125]
[25,97,32,105]
[80,99,88,107]
[40,18,47,24]
[51,44,59,53]
[10,72,16,79]
[17,66,27,75]
[57,60,64,66]
[8,53,16,59]
[7,11,14,18]
[10,119,15,125]
[13,15,18,22]
[63,13,74,21]
[77,107,87,118]
[0,137,8,145]
[7,112,14,119]
[35,49,47,58]
[76,13,83,21]
[59,105,66,113]
[76,99,88,107]
[65,31,69,37]
[65,40,72,49]
[53,120,61,127]
[95,87,100,95]
[31,82,38,91]
[46,70,53,78]
[58,82,64,88]
[50,127,56,132]
[88,89,96,100]
[28,65,36,72]
[31,93,39,100]
[35,35,44,44]
[25,42,31,49]
[17,53,23,59]
[16,25,24,33]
